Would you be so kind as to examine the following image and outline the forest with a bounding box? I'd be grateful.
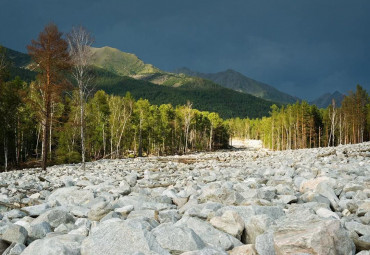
[227,85,370,150]
[0,24,369,171]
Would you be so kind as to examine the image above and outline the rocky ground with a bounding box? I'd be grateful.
[0,143,370,255]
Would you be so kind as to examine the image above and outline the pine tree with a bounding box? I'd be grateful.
[27,23,71,170]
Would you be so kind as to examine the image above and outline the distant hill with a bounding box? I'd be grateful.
[4,46,31,68]
[310,91,345,108]
[174,67,299,104]
[90,46,205,87]
[90,46,161,76]
[93,67,277,119]
[89,46,280,118]
[1,45,279,118]
[2,46,36,82]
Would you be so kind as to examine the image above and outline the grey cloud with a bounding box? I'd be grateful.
[0,0,369,100]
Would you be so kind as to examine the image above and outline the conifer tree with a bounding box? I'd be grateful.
[28,23,70,170]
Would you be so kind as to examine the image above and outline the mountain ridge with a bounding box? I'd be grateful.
[1,45,279,118]
[174,67,299,104]
[310,91,345,108]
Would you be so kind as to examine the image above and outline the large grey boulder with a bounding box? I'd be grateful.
[2,223,28,244]
[28,221,52,241]
[273,217,355,255]
[158,209,181,223]
[210,210,245,240]
[255,232,276,255]
[199,183,244,205]
[22,203,50,217]
[22,234,85,255]
[126,172,138,187]
[2,243,26,255]
[151,223,205,253]
[87,201,113,221]
[114,195,175,211]
[180,247,228,255]
[3,209,27,220]
[81,219,170,255]
[345,221,370,236]
[244,214,274,244]
[175,216,243,251]
[118,180,131,195]
[185,202,223,220]
[47,186,94,207]
[316,207,340,219]
[32,208,75,229]
[315,182,340,211]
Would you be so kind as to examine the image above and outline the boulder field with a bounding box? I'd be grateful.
[0,142,369,254]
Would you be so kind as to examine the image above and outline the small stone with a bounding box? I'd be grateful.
[343,209,351,216]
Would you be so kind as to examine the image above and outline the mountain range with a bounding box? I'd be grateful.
[174,67,299,104]
[310,91,345,108]
[3,45,339,118]
[4,46,281,118]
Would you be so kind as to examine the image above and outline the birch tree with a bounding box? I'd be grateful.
[67,26,94,169]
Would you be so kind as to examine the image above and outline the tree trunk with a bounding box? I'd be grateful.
[3,135,7,171]
[36,124,41,159]
[49,104,53,160]
[102,124,106,157]
[80,88,86,169]
[138,117,143,157]
[42,96,51,170]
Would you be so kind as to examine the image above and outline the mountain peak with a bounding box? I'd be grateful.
[311,91,345,108]
[90,46,160,76]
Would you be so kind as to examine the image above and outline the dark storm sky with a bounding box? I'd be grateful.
[1,0,370,100]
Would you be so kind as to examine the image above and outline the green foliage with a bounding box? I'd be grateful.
[228,86,370,150]
[90,46,161,76]
[4,47,278,120]
[175,68,299,104]
[92,68,276,119]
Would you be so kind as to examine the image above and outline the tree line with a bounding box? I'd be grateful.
[0,24,228,171]
[1,23,369,171]
[227,85,370,150]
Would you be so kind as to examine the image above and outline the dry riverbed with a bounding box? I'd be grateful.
[0,143,370,254]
